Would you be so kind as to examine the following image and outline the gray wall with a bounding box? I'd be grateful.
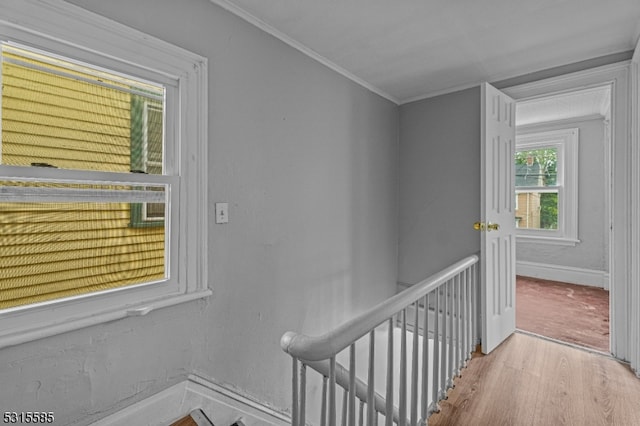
[397,87,481,285]
[516,117,609,272]
[0,1,399,423]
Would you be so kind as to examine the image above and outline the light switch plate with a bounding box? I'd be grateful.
[215,202,229,224]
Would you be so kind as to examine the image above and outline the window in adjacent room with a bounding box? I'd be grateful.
[515,128,578,244]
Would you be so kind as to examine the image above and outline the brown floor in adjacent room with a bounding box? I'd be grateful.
[428,333,640,426]
[516,275,609,352]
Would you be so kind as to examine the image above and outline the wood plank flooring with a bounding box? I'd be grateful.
[428,333,640,426]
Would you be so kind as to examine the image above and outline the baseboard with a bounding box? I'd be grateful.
[90,375,290,426]
[400,260,610,292]
[516,261,609,290]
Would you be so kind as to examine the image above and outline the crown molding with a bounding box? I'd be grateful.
[516,113,606,131]
[399,81,483,105]
[502,61,630,101]
[208,0,399,105]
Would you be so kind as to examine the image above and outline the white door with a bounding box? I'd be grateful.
[480,82,517,354]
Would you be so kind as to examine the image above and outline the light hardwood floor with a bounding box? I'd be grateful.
[428,332,640,426]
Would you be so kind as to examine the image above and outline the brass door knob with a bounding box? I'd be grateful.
[474,221,500,232]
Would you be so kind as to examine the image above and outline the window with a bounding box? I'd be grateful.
[0,0,209,348]
[515,128,579,244]
[130,95,165,227]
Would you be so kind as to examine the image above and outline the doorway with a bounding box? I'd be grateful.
[512,85,612,353]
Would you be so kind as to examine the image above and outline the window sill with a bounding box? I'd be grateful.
[516,235,580,246]
[0,288,212,350]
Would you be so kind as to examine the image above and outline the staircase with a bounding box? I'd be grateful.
[170,409,246,426]
[280,255,480,426]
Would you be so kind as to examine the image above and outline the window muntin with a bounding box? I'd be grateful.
[1,43,172,309]
[515,129,578,243]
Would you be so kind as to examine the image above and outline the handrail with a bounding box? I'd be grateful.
[282,254,480,426]
[280,254,479,362]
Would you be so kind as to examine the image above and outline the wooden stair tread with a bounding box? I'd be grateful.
[170,409,214,426]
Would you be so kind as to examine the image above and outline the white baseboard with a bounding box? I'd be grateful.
[90,375,290,426]
[516,260,609,290]
[400,261,610,293]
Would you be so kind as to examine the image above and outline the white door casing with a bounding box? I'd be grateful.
[630,39,640,376]
[502,62,631,362]
[480,82,517,354]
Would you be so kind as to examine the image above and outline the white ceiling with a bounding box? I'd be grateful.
[211,0,640,104]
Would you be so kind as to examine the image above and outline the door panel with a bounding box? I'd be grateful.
[481,83,516,354]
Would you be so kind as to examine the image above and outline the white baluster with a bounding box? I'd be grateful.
[470,265,475,355]
[447,279,454,388]
[281,256,479,426]
[431,287,440,414]
[421,293,430,421]
[410,301,419,426]
[321,376,328,426]
[330,356,337,426]
[399,309,407,426]
[300,363,306,426]
[367,330,376,426]
[455,274,461,375]
[385,317,394,426]
[440,283,448,399]
[462,269,468,365]
[349,343,356,426]
[292,358,298,426]
[342,388,348,426]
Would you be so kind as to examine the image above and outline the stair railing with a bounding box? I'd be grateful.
[280,254,479,426]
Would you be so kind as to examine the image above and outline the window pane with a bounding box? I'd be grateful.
[0,181,166,309]
[515,190,558,230]
[515,147,557,187]
[1,44,164,174]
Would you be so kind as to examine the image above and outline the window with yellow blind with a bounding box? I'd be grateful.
[1,44,168,309]
[0,0,209,347]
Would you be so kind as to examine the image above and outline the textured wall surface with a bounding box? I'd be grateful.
[398,87,481,286]
[0,1,399,424]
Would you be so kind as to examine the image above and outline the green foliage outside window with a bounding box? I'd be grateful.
[515,147,559,230]
[515,148,557,186]
[540,192,558,229]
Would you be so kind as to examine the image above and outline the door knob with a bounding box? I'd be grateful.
[474,222,500,232]
[487,222,500,231]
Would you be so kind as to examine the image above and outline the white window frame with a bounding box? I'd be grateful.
[0,0,209,348]
[515,128,579,245]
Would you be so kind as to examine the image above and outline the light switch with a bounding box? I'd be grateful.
[215,202,229,224]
